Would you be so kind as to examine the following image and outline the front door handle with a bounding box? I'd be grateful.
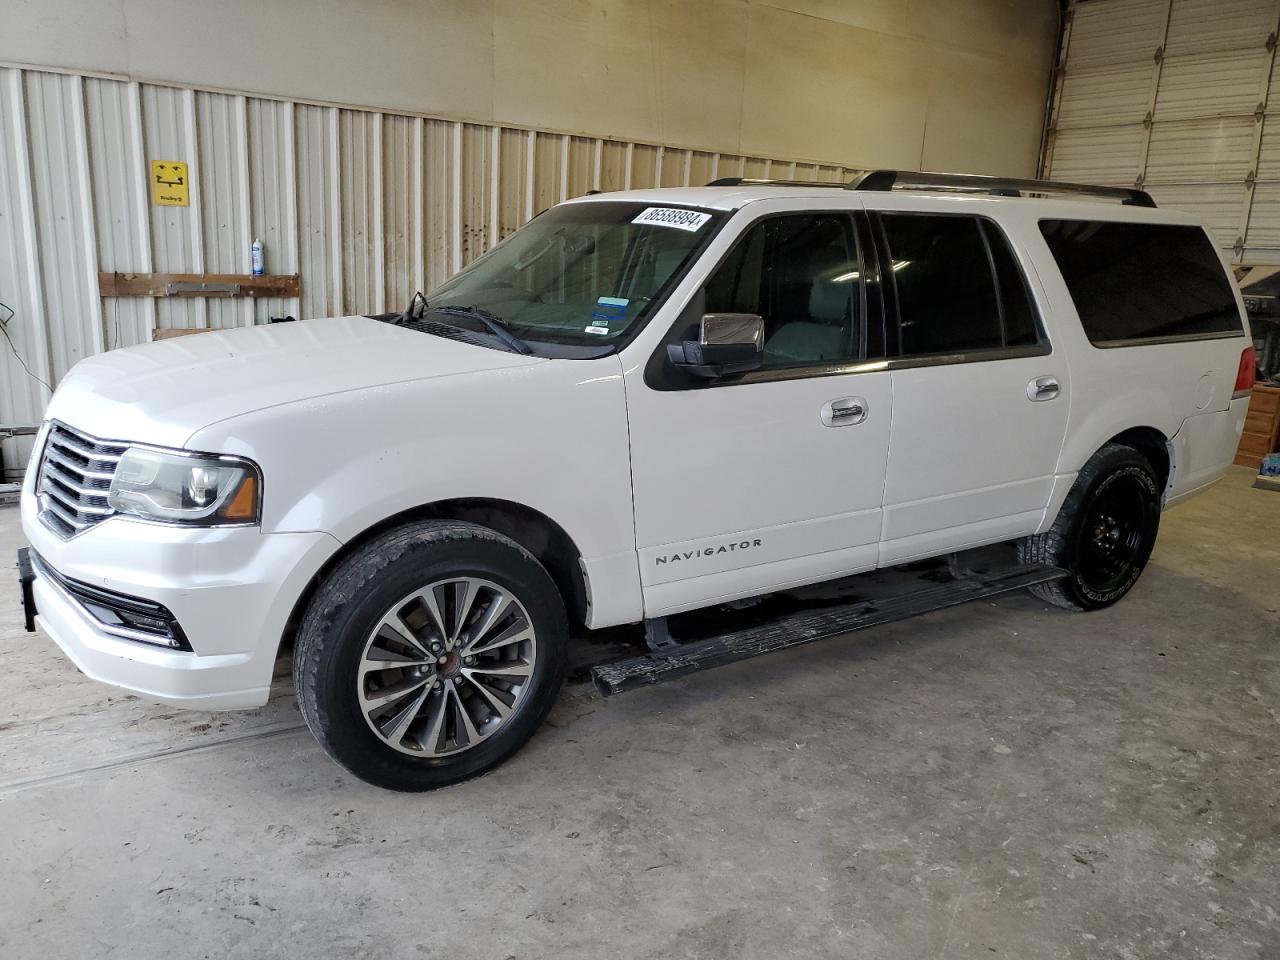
[822,396,867,426]
[1027,376,1060,402]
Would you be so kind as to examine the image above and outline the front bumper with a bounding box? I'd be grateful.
[20,487,339,710]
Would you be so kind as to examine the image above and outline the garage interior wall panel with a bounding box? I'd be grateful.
[292,104,340,323]
[196,91,253,330]
[380,114,416,315]
[85,79,154,351]
[338,110,381,318]
[422,119,456,294]
[141,84,203,332]
[629,144,660,192]
[24,72,102,382]
[246,97,299,326]
[461,124,497,267]
[0,67,876,444]
[532,133,565,218]
[0,68,51,435]
[1046,0,1280,263]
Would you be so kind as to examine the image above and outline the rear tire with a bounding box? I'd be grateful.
[293,520,568,791]
[1018,443,1162,611]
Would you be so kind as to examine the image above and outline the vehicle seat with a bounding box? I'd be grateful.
[764,261,854,365]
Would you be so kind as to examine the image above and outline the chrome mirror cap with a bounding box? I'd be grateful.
[700,312,764,349]
[667,312,766,380]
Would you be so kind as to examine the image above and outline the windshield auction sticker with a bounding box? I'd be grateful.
[632,207,712,232]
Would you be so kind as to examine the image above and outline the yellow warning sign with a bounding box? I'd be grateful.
[150,160,189,206]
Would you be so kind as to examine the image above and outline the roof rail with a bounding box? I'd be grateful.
[706,170,1156,207]
[845,169,1157,207]
[707,177,845,188]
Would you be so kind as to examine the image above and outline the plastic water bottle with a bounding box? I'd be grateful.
[250,238,264,276]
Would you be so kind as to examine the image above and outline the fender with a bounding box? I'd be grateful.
[186,353,645,628]
[1055,384,1181,481]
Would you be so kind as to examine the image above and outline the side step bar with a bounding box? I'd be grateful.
[590,564,1067,697]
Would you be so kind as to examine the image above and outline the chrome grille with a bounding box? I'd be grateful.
[37,422,128,538]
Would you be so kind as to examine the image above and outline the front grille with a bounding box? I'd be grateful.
[30,550,192,651]
[37,421,128,539]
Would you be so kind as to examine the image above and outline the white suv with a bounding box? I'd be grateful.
[17,171,1256,790]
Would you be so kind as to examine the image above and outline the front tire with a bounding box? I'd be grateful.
[1018,443,1162,611]
[293,520,568,791]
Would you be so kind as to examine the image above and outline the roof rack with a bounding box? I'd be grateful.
[847,170,1156,207]
[706,177,845,189]
[707,170,1156,208]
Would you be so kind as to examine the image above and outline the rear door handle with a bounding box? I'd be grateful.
[1027,376,1060,402]
[822,396,867,426]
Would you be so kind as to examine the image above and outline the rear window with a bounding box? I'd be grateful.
[1039,220,1243,345]
[878,213,1041,357]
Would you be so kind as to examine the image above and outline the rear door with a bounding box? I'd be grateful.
[863,202,1071,564]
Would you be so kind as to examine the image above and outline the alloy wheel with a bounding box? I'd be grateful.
[356,577,537,757]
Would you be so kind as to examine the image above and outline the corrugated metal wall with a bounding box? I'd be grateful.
[0,65,859,467]
[1044,0,1280,263]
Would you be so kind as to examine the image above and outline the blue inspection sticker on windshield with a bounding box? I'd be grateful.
[586,296,628,333]
[593,297,628,320]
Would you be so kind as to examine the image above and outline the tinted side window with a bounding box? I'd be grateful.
[879,214,1004,355]
[1039,220,1243,344]
[705,213,860,369]
[983,221,1039,347]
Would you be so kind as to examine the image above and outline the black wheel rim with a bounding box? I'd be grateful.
[1075,473,1156,595]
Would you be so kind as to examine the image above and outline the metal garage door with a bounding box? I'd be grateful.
[1045,0,1280,264]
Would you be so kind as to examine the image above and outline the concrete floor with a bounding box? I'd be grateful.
[1,467,1277,959]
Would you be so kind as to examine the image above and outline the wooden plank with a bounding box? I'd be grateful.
[1235,450,1264,470]
[152,328,219,341]
[98,271,300,298]
[1248,383,1280,414]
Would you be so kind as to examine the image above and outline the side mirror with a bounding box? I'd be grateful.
[667,313,764,379]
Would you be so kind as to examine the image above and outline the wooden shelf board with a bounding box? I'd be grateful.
[98,271,299,298]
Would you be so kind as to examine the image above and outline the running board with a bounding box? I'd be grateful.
[590,564,1067,697]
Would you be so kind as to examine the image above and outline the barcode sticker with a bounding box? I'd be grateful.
[632,207,712,232]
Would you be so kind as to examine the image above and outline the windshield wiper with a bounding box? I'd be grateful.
[413,302,533,355]
[398,290,427,325]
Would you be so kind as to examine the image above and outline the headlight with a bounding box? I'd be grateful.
[107,447,261,525]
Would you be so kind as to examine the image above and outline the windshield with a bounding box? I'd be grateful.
[422,201,721,350]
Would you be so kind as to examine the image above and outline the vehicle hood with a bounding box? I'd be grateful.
[44,315,545,448]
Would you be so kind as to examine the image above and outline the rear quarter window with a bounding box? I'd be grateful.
[1039,220,1243,346]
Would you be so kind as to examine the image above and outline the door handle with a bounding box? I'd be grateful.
[822,396,867,426]
[1027,376,1060,402]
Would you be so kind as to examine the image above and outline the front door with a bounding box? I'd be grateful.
[624,208,893,618]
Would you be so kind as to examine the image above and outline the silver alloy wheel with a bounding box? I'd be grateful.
[357,577,537,757]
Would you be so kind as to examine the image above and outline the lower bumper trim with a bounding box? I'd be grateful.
[29,549,192,651]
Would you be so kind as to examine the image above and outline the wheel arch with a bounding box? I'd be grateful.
[1044,424,1175,532]
[1106,425,1174,494]
[278,497,589,659]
